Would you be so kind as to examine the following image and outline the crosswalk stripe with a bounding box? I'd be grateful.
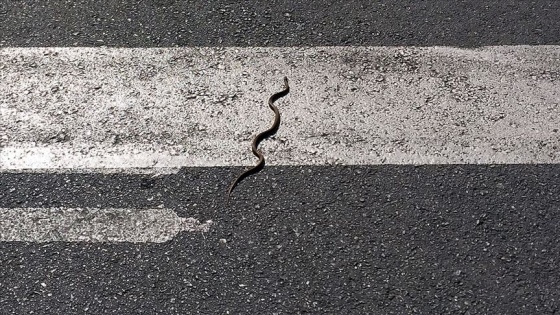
[2,46,559,171]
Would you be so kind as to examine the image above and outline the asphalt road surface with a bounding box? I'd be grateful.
[1,1,559,314]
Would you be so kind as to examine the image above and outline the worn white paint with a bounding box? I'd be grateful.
[1,46,559,171]
[0,208,212,243]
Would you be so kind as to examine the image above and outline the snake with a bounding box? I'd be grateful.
[226,76,290,202]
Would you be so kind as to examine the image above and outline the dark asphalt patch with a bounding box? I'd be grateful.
[0,0,558,47]
[1,165,559,313]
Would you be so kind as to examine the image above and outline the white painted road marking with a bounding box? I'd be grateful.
[1,46,559,170]
[0,208,212,243]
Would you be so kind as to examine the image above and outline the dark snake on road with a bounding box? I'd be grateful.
[226,77,290,202]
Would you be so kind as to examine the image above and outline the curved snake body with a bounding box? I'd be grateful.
[227,77,290,201]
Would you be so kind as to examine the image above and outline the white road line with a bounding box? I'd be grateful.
[1,46,559,170]
[0,208,212,243]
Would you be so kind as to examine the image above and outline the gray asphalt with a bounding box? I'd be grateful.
[0,0,559,47]
[2,0,560,314]
[1,166,560,313]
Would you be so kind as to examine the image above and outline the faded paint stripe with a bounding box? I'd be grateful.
[0,208,212,243]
